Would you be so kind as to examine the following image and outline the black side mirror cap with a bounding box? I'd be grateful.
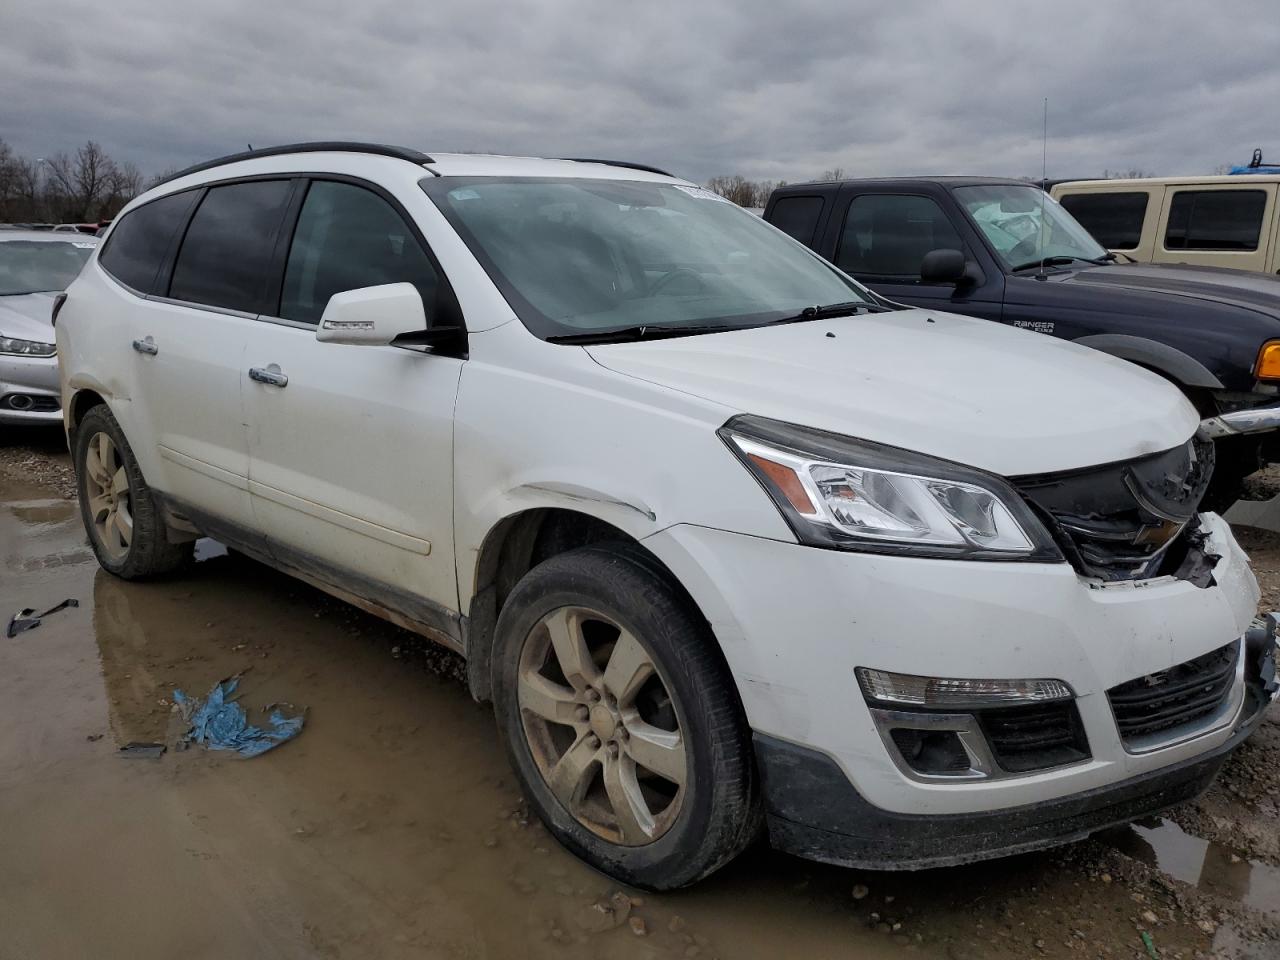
[920,248,967,284]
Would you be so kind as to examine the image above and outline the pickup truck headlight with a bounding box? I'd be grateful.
[719,415,1060,560]
[0,335,56,357]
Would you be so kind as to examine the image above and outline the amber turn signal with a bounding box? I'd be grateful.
[1256,341,1280,381]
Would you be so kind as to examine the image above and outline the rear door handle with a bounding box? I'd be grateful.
[131,336,158,356]
[249,364,288,388]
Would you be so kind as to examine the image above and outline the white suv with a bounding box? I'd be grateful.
[57,143,1279,889]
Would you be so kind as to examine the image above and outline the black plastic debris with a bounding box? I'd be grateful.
[6,598,79,638]
[118,742,166,759]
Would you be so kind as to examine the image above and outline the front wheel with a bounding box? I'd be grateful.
[74,405,191,579]
[492,545,759,889]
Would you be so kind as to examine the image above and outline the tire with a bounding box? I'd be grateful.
[492,544,759,890]
[74,405,191,579]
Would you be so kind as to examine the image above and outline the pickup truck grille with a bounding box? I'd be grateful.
[1012,438,1215,582]
[1107,641,1240,749]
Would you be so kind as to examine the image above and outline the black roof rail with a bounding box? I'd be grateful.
[156,142,434,187]
[561,158,676,178]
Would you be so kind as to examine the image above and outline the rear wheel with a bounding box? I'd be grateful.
[492,545,758,889]
[74,405,191,578]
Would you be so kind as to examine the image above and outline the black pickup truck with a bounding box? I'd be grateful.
[763,176,1280,502]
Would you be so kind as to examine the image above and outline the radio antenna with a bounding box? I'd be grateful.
[1039,97,1048,275]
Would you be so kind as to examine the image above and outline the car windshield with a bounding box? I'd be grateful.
[423,177,872,339]
[954,184,1108,269]
[0,239,95,295]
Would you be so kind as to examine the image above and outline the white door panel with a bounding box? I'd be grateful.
[129,298,254,525]
[244,322,461,613]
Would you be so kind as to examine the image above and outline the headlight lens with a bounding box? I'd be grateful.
[0,335,56,357]
[720,415,1060,560]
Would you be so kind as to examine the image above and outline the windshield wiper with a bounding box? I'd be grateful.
[547,323,734,345]
[767,300,889,325]
[1010,254,1113,273]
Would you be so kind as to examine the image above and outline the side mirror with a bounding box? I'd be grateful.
[920,248,967,284]
[316,283,426,346]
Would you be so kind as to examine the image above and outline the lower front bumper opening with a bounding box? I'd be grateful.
[755,674,1274,872]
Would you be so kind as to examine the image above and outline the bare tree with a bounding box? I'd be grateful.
[1100,167,1155,180]
[705,176,785,207]
[815,167,846,182]
[45,140,118,220]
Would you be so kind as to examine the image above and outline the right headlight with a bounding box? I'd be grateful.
[719,414,1060,561]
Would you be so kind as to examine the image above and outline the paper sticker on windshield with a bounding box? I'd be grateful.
[71,241,95,248]
[448,188,480,201]
[674,185,733,203]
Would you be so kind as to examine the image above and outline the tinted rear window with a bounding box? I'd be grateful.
[1165,190,1266,251]
[767,196,824,245]
[99,191,198,294]
[169,180,292,313]
[1058,192,1149,250]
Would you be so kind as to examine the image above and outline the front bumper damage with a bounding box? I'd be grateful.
[754,617,1278,871]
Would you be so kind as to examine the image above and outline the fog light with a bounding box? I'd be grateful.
[856,667,1073,708]
[889,728,972,775]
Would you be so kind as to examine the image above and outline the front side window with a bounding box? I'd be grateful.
[1165,190,1266,251]
[836,194,964,277]
[280,181,440,325]
[954,184,1108,270]
[98,190,198,294]
[423,178,870,340]
[0,240,94,296]
[1057,192,1150,250]
[169,180,292,313]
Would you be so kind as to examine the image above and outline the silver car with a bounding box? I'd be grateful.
[0,229,97,424]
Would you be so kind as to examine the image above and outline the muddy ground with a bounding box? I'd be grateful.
[1,430,1277,960]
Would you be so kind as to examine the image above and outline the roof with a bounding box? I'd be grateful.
[154,141,684,188]
[1055,174,1280,189]
[776,175,1033,192]
[0,228,99,244]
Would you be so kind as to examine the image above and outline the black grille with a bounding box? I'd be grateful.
[2,393,60,412]
[1107,641,1239,748]
[977,701,1090,772]
[1013,438,1215,582]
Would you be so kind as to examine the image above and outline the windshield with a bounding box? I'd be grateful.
[0,239,95,295]
[953,185,1108,268]
[422,177,872,339]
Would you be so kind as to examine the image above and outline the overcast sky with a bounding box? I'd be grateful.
[4,0,1278,185]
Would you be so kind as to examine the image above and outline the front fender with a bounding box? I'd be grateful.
[1073,334,1224,390]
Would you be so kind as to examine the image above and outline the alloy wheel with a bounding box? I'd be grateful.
[518,606,687,845]
[84,431,132,561]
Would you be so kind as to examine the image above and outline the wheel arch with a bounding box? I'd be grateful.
[463,506,715,704]
[1072,334,1224,391]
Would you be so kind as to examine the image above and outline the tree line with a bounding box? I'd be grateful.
[0,139,151,224]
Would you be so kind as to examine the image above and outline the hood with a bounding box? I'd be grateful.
[1064,262,1280,317]
[586,308,1198,477]
[0,293,57,344]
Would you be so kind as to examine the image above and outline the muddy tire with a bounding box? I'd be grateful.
[492,545,759,890]
[74,405,191,579]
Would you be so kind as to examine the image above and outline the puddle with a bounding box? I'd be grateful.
[1106,817,1280,917]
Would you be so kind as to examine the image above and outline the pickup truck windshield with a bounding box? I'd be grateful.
[954,185,1108,270]
[423,177,871,341]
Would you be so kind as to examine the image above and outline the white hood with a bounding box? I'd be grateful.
[0,293,57,344]
[586,308,1198,477]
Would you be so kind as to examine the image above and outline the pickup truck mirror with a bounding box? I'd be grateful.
[316,283,426,346]
[920,249,968,284]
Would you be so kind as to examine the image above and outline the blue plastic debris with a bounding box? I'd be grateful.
[173,676,305,758]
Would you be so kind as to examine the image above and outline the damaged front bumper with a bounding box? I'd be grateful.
[754,632,1275,870]
[644,510,1269,868]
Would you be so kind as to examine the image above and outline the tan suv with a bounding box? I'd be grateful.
[1051,176,1280,275]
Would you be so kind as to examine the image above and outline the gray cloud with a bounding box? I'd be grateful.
[3,0,1278,185]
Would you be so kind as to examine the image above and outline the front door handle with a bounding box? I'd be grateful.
[132,336,158,356]
[249,364,288,388]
